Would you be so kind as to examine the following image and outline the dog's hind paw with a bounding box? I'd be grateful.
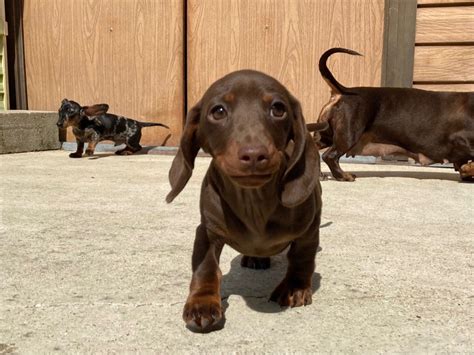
[336,172,356,182]
[240,255,271,270]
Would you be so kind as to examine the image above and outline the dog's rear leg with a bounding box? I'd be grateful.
[183,225,225,332]
[69,140,84,158]
[322,145,356,181]
[117,131,142,155]
[241,255,271,270]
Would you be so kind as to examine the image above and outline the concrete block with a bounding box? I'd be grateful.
[0,111,61,154]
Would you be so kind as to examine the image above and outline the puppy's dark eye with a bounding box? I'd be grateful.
[270,102,287,119]
[210,105,227,120]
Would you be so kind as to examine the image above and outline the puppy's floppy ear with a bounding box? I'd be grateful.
[61,98,69,105]
[82,104,109,116]
[280,95,320,208]
[166,102,201,203]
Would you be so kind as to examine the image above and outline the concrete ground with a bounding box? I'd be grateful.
[1,150,473,353]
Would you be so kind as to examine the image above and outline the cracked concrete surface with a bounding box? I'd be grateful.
[1,151,473,353]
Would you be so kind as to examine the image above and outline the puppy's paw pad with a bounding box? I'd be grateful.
[183,299,222,332]
[241,256,271,270]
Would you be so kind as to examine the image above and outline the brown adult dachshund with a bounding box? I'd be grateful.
[166,70,322,332]
[314,48,474,182]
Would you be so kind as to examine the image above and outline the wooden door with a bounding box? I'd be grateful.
[22,0,184,145]
[187,0,385,123]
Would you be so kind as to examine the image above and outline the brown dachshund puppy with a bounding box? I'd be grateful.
[314,48,474,182]
[166,70,322,332]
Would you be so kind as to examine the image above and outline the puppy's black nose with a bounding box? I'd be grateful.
[238,145,270,169]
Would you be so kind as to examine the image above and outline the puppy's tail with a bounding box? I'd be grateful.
[138,121,170,129]
[319,47,362,95]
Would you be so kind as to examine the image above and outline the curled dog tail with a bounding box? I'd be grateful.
[306,121,329,133]
[319,47,362,95]
[138,121,170,129]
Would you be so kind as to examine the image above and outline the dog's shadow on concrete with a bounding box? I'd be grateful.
[325,170,461,181]
[220,252,322,314]
[87,134,172,160]
[88,146,158,160]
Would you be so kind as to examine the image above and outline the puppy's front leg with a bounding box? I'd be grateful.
[270,230,319,307]
[183,224,224,331]
[84,140,98,156]
[69,140,84,158]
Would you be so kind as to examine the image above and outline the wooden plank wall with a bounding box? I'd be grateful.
[187,0,385,124]
[414,0,474,92]
[22,0,184,146]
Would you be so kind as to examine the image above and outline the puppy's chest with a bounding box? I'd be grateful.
[202,187,313,255]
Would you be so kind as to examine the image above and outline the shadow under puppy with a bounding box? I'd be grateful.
[166,70,322,332]
[57,99,169,157]
[313,47,474,182]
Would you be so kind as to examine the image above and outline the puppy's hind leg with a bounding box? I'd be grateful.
[116,130,142,155]
[322,145,356,181]
[240,255,271,270]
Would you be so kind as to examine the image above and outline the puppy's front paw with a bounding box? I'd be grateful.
[270,279,312,307]
[69,152,82,158]
[84,150,94,157]
[183,296,222,332]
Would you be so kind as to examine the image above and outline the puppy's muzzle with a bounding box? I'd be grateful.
[221,144,281,187]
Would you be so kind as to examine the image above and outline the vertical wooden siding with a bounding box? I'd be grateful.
[22,0,184,145]
[187,0,385,123]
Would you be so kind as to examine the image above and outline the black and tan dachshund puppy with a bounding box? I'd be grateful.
[57,99,169,157]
